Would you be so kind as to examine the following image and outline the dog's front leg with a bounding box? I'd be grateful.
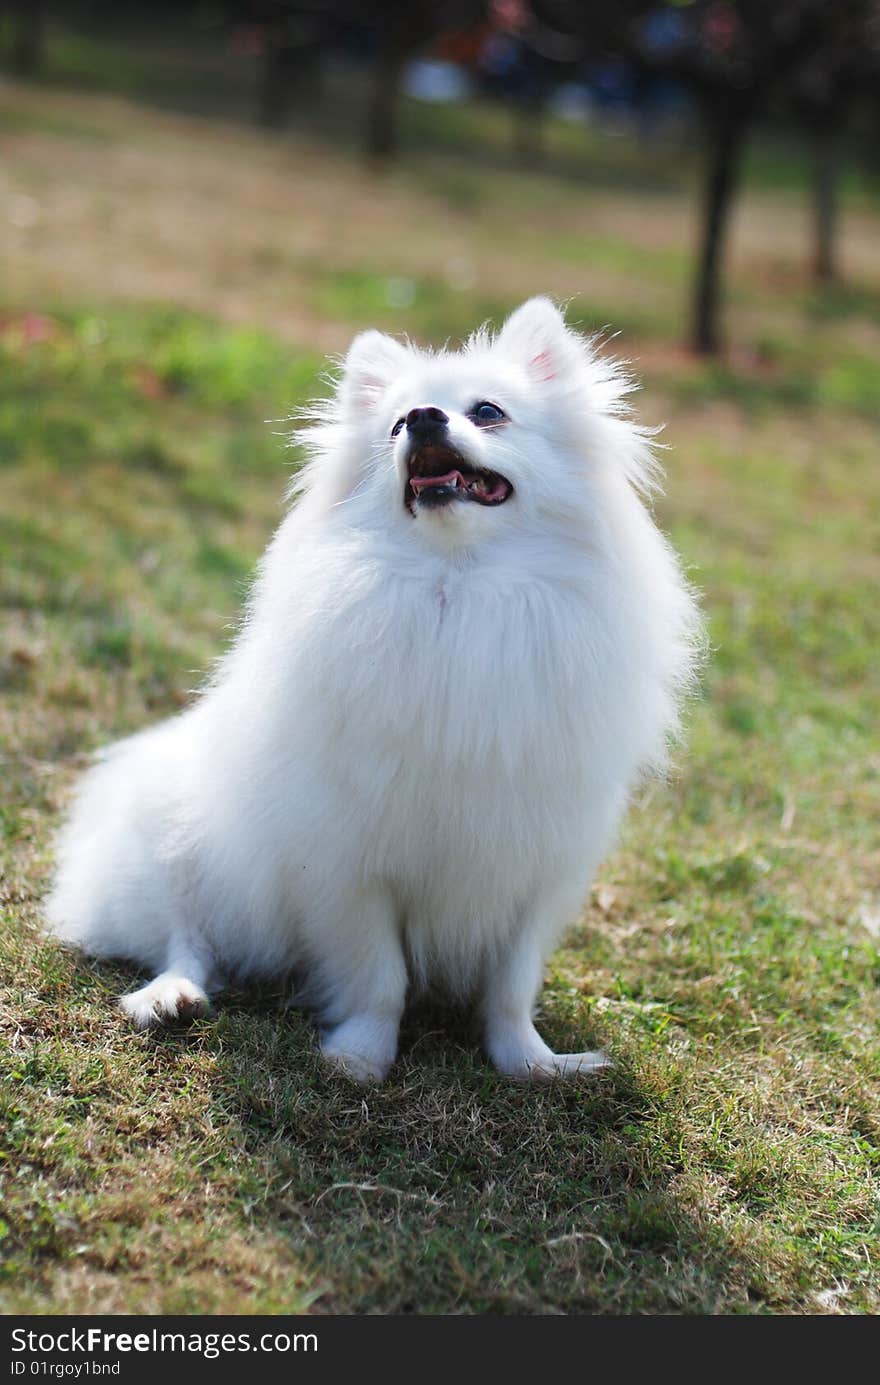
[307,885,406,1085]
[482,923,609,1082]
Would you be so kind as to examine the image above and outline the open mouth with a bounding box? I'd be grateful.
[405,443,513,513]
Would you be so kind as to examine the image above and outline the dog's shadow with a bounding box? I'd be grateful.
[89,960,761,1315]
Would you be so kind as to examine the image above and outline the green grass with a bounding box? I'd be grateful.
[0,72,879,1316]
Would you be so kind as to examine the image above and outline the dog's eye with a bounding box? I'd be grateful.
[390,417,405,438]
[471,401,506,426]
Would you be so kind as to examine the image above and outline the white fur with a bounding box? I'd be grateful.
[45,298,701,1082]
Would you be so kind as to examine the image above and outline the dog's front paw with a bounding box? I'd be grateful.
[523,1049,612,1083]
[487,1023,611,1083]
[320,1015,398,1085]
[119,975,210,1029]
[321,1048,390,1084]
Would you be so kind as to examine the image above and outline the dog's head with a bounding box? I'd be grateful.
[297,297,654,550]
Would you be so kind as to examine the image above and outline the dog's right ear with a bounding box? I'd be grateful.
[496,297,579,385]
[339,330,409,412]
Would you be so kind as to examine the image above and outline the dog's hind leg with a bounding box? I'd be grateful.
[119,942,217,1030]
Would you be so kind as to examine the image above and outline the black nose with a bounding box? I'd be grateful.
[406,406,448,439]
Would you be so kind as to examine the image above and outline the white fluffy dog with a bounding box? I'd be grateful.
[46,298,700,1083]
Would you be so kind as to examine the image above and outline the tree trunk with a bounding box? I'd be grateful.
[692,105,748,356]
[365,32,410,166]
[259,21,292,127]
[812,126,839,284]
[11,0,45,76]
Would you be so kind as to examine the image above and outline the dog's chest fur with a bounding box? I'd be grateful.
[255,531,628,894]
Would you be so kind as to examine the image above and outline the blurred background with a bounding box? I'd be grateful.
[1,1,879,1316]
[2,0,877,729]
[3,0,880,355]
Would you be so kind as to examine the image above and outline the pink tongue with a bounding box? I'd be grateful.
[409,470,462,494]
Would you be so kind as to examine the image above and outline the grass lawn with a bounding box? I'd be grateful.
[0,64,879,1315]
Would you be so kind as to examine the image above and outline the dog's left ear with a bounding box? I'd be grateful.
[496,297,580,384]
[340,329,410,412]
